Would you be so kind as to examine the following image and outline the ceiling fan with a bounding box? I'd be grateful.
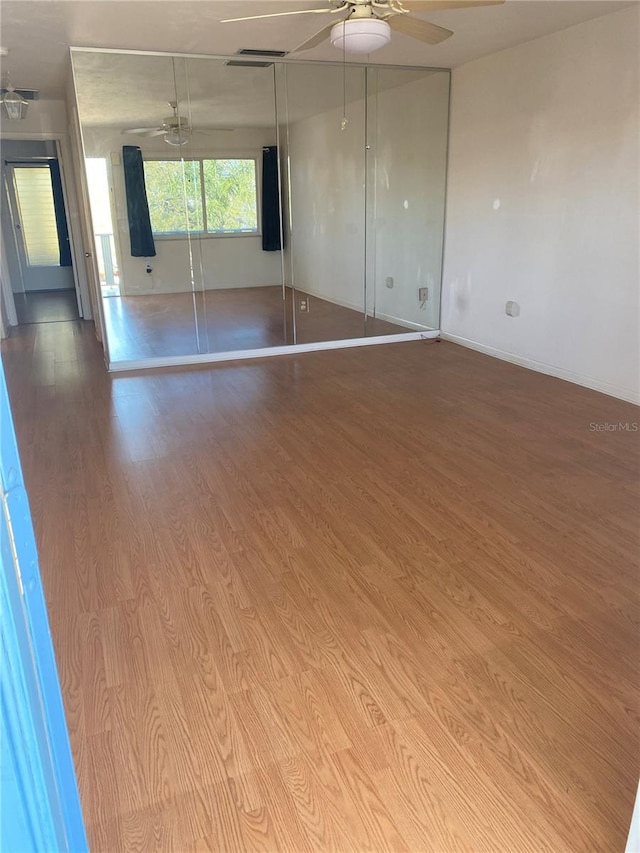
[123,102,235,146]
[123,102,193,146]
[221,0,504,54]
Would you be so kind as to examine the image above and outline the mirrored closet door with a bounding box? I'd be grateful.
[71,48,450,368]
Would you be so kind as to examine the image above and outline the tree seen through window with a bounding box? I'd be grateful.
[143,158,258,235]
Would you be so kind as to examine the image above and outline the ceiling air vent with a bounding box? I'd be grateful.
[236,49,288,57]
[225,60,273,67]
[0,87,39,101]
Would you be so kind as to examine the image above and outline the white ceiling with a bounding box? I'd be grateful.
[0,0,632,102]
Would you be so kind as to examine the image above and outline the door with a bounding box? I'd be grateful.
[5,162,75,292]
[0,358,87,851]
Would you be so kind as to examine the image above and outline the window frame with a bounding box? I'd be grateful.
[143,153,262,240]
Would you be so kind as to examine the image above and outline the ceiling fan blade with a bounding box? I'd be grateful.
[389,14,453,44]
[196,128,236,134]
[292,22,336,52]
[399,0,504,9]
[221,8,337,24]
[123,127,162,135]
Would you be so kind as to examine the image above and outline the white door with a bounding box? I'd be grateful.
[6,163,75,292]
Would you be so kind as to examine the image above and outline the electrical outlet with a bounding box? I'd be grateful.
[418,287,428,304]
[386,276,394,289]
[299,299,309,313]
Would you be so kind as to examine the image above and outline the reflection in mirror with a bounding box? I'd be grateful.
[72,49,449,367]
[72,51,285,364]
[181,58,286,355]
[367,67,449,335]
[280,62,369,344]
[74,52,200,362]
[280,62,449,344]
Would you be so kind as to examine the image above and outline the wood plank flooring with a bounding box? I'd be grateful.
[2,319,639,852]
[102,287,408,363]
[14,288,80,324]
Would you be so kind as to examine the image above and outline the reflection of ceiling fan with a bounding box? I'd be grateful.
[123,101,191,145]
[222,0,504,54]
[123,102,234,146]
[123,102,193,146]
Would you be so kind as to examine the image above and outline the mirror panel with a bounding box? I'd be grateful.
[74,52,205,362]
[182,57,286,354]
[367,67,449,334]
[280,62,367,344]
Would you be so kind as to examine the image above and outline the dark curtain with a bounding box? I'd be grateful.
[49,159,72,267]
[261,146,282,252]
[122,145,156,257]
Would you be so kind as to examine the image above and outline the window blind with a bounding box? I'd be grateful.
[13,167,60,267]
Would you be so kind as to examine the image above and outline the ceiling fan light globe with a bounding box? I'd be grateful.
[164,130,190,146]
[330,19,391,54]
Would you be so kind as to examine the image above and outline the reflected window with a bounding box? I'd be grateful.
[144,160,204,235]
[144,158,258,236]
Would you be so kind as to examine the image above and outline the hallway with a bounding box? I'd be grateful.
[13,288,80,325]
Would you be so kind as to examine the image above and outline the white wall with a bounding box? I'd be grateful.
[82,126,282,296]
[3,99,68,137]
[441,6,640,403]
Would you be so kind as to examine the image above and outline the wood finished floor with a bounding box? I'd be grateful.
[2,320,639,852]
[102,287,408,363]
[14,288,80,324]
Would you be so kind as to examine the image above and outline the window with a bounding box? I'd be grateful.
[143,158,258,237]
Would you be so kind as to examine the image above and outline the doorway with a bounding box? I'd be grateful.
[1,140,81,325]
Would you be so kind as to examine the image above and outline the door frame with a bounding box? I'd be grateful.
[67,105,110,356]
[3,159,76,296]
[0,131,93,327]
[1,230,18,327]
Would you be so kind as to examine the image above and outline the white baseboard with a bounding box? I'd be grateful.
[440,332,640,405]
[294,286,364,315]
[296,287,431,332]
[108,330,439,372]
[374,309,433,332]
[122,282,281,298]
